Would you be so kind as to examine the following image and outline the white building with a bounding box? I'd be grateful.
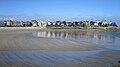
[37,20,48,28]
[31,20,38,27]
[94,20,99,26]
[110,21,113,25]
[101,20,106,25]
[4,20,13,26]
[47,22,52,26]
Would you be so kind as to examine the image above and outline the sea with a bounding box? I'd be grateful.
[101,31,120,38]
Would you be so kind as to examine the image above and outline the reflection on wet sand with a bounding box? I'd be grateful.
[35,30,120,50]
[36,30,115,41]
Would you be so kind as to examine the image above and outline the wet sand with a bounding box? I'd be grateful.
[0,28,120,67]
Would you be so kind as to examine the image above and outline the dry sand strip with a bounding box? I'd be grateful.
[0,27,46,32]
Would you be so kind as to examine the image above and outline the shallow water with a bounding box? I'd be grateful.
[34,30,120,50]
[101,31,120,38]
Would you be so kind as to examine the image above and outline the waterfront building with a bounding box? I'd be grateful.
[4,20,13,27]
[101,20,106,26]
[94,20,99,26]
[31,20,38,27]
[37,20,48,28]
[84,21,90,26]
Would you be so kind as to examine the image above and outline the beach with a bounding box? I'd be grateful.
[0,27,120,67]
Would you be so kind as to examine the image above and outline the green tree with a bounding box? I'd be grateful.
[110,22,118,27]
